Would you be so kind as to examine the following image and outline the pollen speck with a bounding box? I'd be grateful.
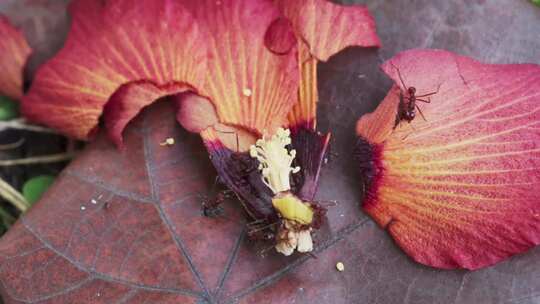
[336,262,345,272]
[243,88,252,97]
[160,137,175,146]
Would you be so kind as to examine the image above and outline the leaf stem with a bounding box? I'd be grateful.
[0,138,25,150]
[0,118,57,134]
[0,152,76,166]
[0,178,29,212]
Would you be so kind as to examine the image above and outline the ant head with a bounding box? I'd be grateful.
[408,87,416,95]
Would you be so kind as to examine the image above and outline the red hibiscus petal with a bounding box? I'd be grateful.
[175,94,257,152]
[287,42,318,130]
[356,49,540,270]
[184,0,299,136]
[174,93,219,134]
[22,0,207,141]
[0,15,31,100]
[275,0,380,62]
[105,82,192,148]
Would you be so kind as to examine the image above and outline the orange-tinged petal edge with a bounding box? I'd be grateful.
[275,0,380,62]
[22,0,207,141]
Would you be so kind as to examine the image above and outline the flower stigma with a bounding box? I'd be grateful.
[249,127,315,255]
[249,128,299,194]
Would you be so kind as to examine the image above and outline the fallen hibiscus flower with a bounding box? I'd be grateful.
[355,49,540,270]
[21,0,380,256]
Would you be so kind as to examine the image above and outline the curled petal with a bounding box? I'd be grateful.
[174,94,257,152]
[185,0,299,136]
[104,82,192,147]
[22,0,207,141]
[175,94,219,134]
[356,49,540,270]
[0,15,31,99]
[275,0,380,61]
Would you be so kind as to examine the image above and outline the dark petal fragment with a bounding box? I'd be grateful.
[353,136,382,208]
[290,127,330,201]
[204,141,276,223]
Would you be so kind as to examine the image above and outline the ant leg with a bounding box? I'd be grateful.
[221,188,235,198]
[209,175,221,193]
[246,218,267,227]
[258,244,277,256]
[401,132,411,141]
[416,98,431,103]
[401,124,416,140]
[248,222,279,234]
[416,83,441,98]
[416,105,427,121]
[316,200,338,208]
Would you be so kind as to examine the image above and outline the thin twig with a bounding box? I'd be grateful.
[0,138,25,150]
[0,152,76,166]
[0,178,29,212]
[0,118,57,134]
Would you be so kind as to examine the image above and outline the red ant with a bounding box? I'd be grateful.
[391,63,440,129]
[200,176,235,217]
[200,190,233,217]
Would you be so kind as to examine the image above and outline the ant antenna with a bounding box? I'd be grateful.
[390,62,408,91]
